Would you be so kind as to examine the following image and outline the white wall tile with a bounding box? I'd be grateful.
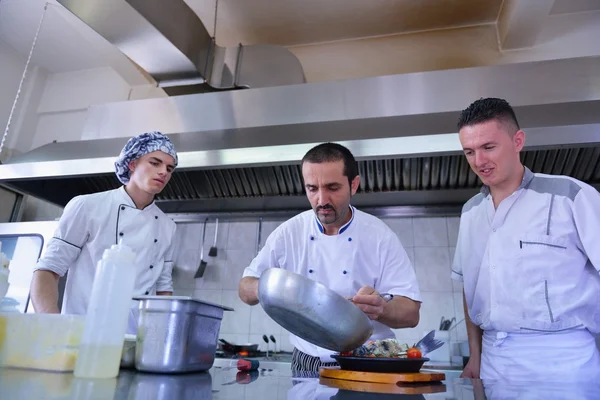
[249,305,283,335]
[446,217,460,247]
[222,249,257,290]
[173,287,194,297]
[414,247,452,292]
[448,247,456,264]
[404,247,415,267]
[403,292,456,339]
[220,290,252,335]
[392,328,420,348]
[382,217,414,247]
[194,250,228,290]
[413,217,449,247]
[227,221,258,250]
[279,331,295,352]
[259,219,284,250]
[193,289,223,305]
[451,292,468,342]
[172,249,201,290]
[175,223,203,250]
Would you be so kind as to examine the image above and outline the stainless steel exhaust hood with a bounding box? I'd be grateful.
[56,0,306,95]
[1,57,600,214]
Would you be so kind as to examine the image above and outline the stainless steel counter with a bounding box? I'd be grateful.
[1,360,599,399]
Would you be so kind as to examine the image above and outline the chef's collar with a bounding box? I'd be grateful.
[117,186,156,210]
[314,205,355,235]
[480,166,534,196]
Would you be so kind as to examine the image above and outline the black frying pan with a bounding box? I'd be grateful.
[219,339,259,353]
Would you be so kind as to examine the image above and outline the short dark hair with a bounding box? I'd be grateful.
[302,142,359,185]
[457,98,520,134]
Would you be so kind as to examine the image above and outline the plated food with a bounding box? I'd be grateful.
[338,339,423,359]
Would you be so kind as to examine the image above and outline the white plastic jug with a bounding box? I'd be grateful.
[74,242,137,379]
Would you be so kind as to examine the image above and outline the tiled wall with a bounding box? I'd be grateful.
[171,215,467,356]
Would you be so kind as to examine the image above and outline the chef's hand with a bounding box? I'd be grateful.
[351,286,386,321]
[460,356,481,379]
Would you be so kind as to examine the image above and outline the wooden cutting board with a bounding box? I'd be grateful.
[319,367,445,384]
[319,376,447,395]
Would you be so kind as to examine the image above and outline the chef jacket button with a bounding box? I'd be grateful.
[309,269,313,273]
[348,237,352,242]
[121,206,125,211]
[145,291,149,295]
[149,265,154,269]
[154,239,158,243]
[155,216,158,220]
[310,236,314,241]
[119,232,124,237]
[343,270,347,274]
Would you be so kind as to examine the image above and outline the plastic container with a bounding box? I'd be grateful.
[74,243,137,379]
[0,313,85,372]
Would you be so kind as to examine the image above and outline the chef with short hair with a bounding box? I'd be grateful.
[30,131,178,333]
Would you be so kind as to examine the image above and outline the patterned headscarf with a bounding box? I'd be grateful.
[114,131,178,184]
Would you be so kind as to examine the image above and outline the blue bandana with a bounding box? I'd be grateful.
[114,131,178,184]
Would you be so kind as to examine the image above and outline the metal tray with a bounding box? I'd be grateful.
[331,355,429,373]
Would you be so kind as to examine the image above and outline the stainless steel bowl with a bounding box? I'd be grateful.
[258,268,373,352]
[133,296,233,373]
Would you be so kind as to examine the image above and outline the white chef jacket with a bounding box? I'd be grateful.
[452,167,600,333]
[243,206,421,362]
[452,167,600,379]
[35,187,176,331]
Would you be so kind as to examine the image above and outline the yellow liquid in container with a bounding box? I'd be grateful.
[0,313,84,372]
[74,344,123,379]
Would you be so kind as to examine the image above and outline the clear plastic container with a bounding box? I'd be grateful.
[0,313,85,372]
[74,243,137,379]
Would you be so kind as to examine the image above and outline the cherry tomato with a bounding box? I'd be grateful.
[407,347,422,359]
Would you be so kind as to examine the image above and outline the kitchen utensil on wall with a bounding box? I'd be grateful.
[415,330,444,355]
[269,335,277,354]
[438,317,456,331]
[208,218,219,257]
[255,217,263,255]
[194,218,209,278]
[262,334,270,358]
[258,268,373,352]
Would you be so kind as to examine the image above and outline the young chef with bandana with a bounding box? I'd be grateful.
[453,98,600,381]
[30,131,178,333]
[239,142,422,372]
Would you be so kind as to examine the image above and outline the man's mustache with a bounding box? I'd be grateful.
[317,205,334,212]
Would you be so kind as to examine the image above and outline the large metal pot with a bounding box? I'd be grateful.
[258,268,373,352]
[133,296,233,373]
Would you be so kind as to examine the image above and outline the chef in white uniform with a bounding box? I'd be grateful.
[30,131,178,333]
[452,98,600,382]
[239,142,422,372]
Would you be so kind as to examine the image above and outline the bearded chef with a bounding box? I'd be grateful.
[30,131,178,333]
